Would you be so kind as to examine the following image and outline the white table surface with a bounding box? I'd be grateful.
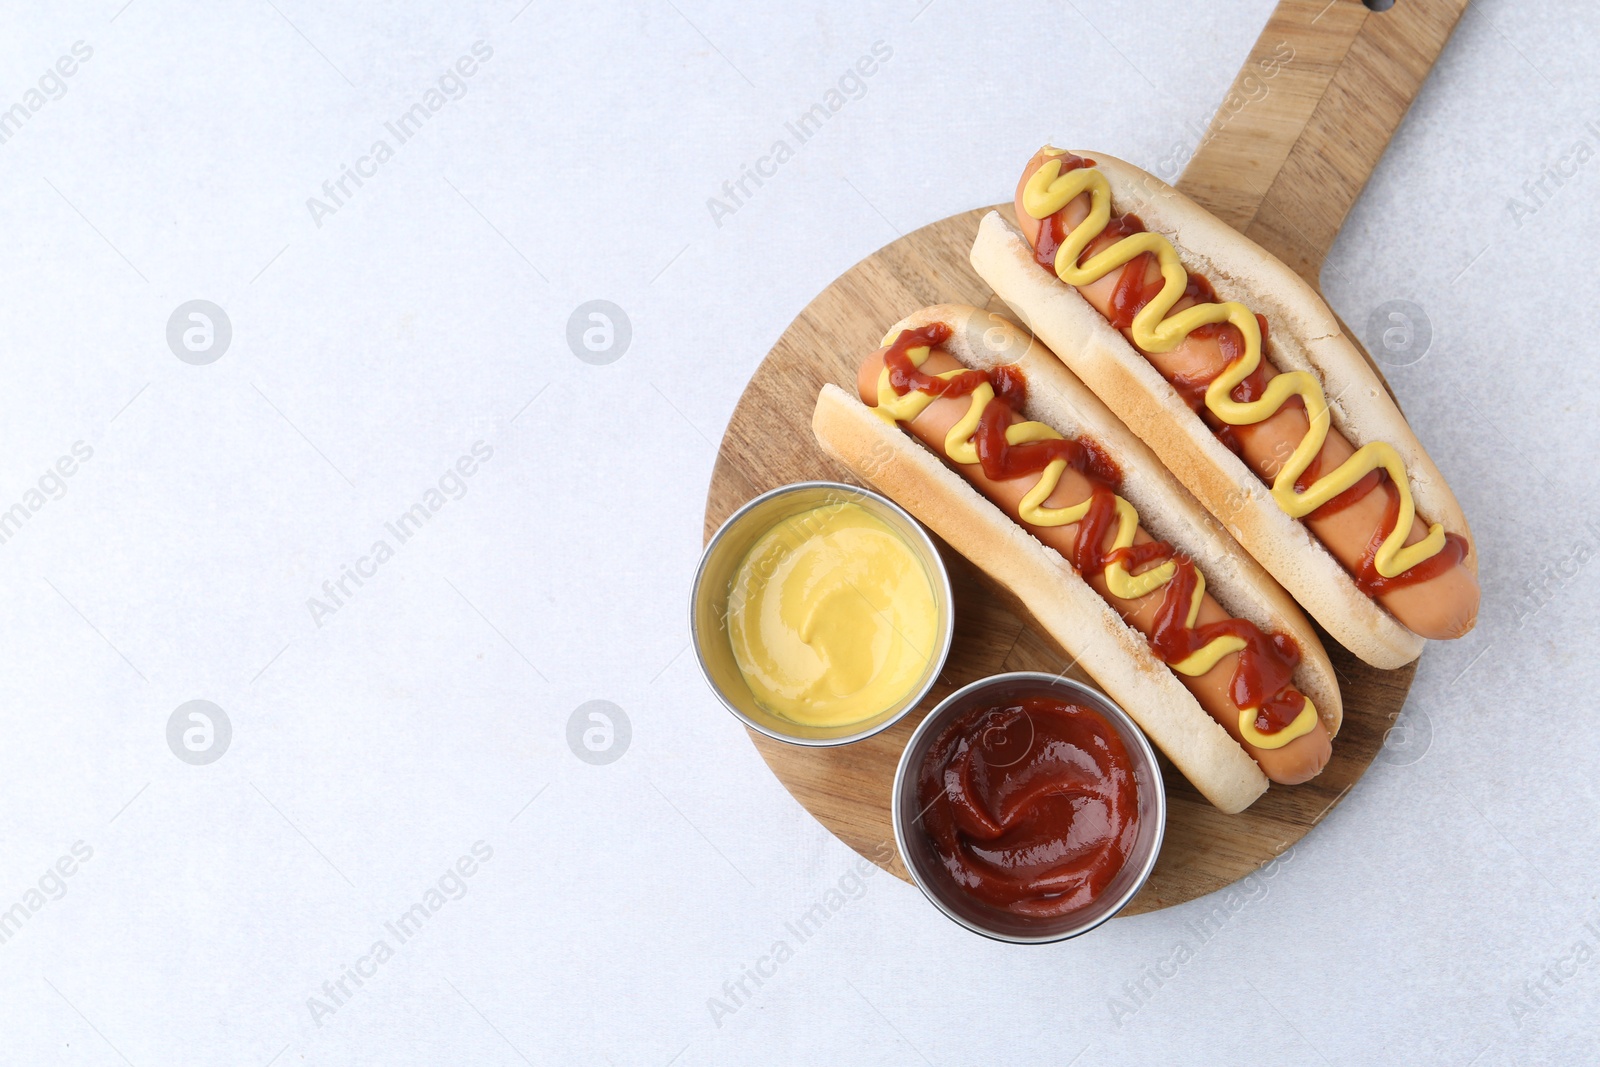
[0,1,1593,1063]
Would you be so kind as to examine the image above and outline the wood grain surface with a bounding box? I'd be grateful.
[701,0,1462,914]
[1176,0,1470,283]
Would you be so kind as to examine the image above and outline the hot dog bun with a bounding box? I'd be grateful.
[812,304,1341,814]
[971,152,1477,669]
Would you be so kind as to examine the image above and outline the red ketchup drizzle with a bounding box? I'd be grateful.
[1151,558,1306,734]
[883,322,1307,741]
[989,363,1029,411]
[1353,484,1471,596]
[916,697,1139,918]
[883,322,981,398]
[1105,217,1159,329]
[973,389,1123,494]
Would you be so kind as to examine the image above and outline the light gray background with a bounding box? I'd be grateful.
[0,0,1592,1064]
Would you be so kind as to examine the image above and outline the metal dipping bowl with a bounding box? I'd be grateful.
[892,672,1167,943]
[691,481,954,747]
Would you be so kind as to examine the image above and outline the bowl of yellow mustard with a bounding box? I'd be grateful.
[692,482,954,746]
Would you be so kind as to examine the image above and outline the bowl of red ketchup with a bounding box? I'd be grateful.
[893,672,1165,942]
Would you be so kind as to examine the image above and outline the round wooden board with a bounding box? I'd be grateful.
[702,203,1416,916]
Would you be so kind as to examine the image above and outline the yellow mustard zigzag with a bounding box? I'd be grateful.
[1022,154,1446,579]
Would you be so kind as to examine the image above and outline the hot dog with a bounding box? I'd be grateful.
[813,304,1342,813]
[971,148,1480,669]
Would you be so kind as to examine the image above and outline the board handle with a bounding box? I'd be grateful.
[1176,0,1469,287]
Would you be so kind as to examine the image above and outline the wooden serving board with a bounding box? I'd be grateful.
[703,0,1468,914]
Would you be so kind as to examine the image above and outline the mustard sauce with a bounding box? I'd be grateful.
[727,502,938,727]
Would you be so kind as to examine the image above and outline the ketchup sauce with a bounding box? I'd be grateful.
[917,697,1140,918]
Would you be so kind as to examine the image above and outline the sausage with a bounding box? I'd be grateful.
[858,345,1331,785]
[1011,151,1480,641]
